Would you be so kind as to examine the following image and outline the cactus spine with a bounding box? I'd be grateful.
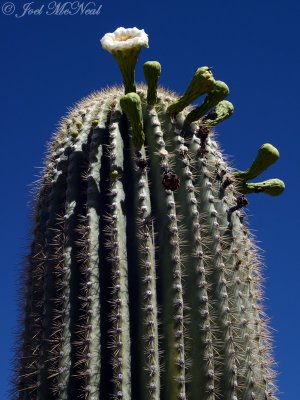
[14,27,284,400]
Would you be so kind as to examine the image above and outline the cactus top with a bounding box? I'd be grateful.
[98,26,284,196]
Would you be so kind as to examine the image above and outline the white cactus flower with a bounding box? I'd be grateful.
[101,27,148,53]
[100,27,149,94]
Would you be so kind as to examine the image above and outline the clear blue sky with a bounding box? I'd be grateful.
[0,0,299,398]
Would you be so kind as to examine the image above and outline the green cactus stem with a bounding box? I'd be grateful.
[120,92,145,149]
[234,143,280,182]
[185,81,229,123]
[238,178,285,196]
[143,61,161,105]
[233,143,284,196]
[133,148,160,400]
[113,50,139,94]
[101,27,149,94]
[202,100,234,127]
[144,106,187,400]
[166,66,215,114]
[14,27,284,400]
[106,104,132,398]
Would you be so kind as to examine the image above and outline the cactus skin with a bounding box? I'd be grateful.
[13,26,283,400]
[13,84,280,400]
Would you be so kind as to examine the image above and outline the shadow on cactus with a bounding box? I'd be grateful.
[13,26,284,400]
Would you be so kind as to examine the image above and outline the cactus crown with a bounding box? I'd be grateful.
[14,27,284,400]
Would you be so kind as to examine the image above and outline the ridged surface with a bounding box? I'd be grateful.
[14,85,278,400]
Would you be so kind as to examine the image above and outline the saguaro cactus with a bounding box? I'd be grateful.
[14,27,284,400]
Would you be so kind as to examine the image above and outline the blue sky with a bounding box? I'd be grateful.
[0,0,299,398]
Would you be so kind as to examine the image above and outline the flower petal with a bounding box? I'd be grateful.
[101,27,149,53]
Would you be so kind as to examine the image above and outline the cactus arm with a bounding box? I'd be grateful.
[143,61,161,105]
[144,107,187,400]
[106,104,132,400]
[185,81,229,124]
[167,67,215,114]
